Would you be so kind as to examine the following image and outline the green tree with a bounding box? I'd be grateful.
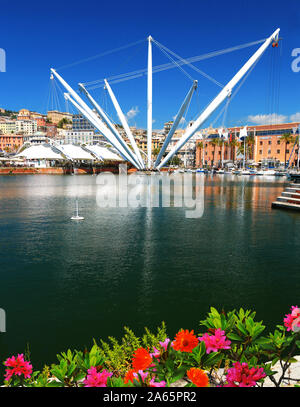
[210,138,219,166]
[197,141,204,167]
[57,118,72,129]
[229,139,240,164]
[280,133,292,168]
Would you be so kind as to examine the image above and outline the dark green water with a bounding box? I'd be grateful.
[0,174,300,370]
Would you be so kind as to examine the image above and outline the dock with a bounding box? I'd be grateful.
[272,173,300,211]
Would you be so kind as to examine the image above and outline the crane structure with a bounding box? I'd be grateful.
[50,28,280,171]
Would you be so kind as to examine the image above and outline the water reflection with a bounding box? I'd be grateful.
[0,174,299,369]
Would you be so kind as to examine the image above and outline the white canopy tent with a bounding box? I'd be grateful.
[84,145,122,161]
[55,144,95,161]
[15,145,65,160]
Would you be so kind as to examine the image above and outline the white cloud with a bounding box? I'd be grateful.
[247,113,288,125]
[290,112,300,122]
[126,106,139,120]
[173,115,186,124]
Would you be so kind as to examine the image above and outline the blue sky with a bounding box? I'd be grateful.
[0,0,299,129]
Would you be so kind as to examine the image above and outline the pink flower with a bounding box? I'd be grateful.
[159,338,170,351]
[224,362,265,387]
[83,367,112,387]
[4,354,33,382]
[150,347,160,359]
[133,370,148,382]
[199,329,231,354]
[149,378,166,387]
[150,338,170,360]
[284,306,300,332]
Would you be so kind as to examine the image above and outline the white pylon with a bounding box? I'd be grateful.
[147,35,153,169]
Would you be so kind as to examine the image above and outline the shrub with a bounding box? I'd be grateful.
[2,307,300,387]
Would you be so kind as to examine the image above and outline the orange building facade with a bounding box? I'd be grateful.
[0,134,23,152]
[196,122,300,168]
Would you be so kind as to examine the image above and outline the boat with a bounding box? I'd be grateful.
[261,169,276,176]
[71,199,85,221]
[274,170,287,177]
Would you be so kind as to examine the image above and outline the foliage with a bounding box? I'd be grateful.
[2,308,300,387]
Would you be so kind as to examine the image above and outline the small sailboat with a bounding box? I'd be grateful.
[71,199,84,221]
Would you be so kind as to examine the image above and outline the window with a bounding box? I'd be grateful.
[277,150,280,154]
[260,141,263,145]
[277,140,280,145]
[286,150,290,153]
[259,150,262,154]
[268,141,272,145]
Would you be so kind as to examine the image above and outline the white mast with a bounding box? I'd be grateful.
[78,83,141,167]
[51,68,141,169]
[104,79,145,169]
[155,80,198,168]
[64,92,140,167]
[147,35,153,169]
[157,28,280,170]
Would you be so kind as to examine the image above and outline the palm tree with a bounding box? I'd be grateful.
[197,141,203,167]
[211,138,219,167]
[216,138,224,168]
[280,133,292,168]
[246,135,255,160]
[230,139,240,165]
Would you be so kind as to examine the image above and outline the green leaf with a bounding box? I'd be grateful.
[227,333,243,341]
[236,321,248,336]
[170,367,187,383]
[253,336,271,345]
[204,352,223,367]
[47,380,65,387]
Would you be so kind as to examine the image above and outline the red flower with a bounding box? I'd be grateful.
[124,369,137,384]
[132,348,152,372]
[187,368,209,387]
[173,329,198,353]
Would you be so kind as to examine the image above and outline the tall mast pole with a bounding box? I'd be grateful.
[147,35,153,169]
[78,83,141,167]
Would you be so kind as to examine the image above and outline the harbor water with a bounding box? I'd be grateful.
[0,174,300,369]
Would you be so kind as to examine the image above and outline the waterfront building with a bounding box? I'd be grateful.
[46,123,57,139]
[55,129,104,145]
[17,109,31,120]
[47,110,73,125]
[15,120,37,135]
[0,134,23,152]
[23,131,48,144]
[0,120,17,134]
[195,122,300,168]
[35,117,46,128]
[72,114,95,131]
